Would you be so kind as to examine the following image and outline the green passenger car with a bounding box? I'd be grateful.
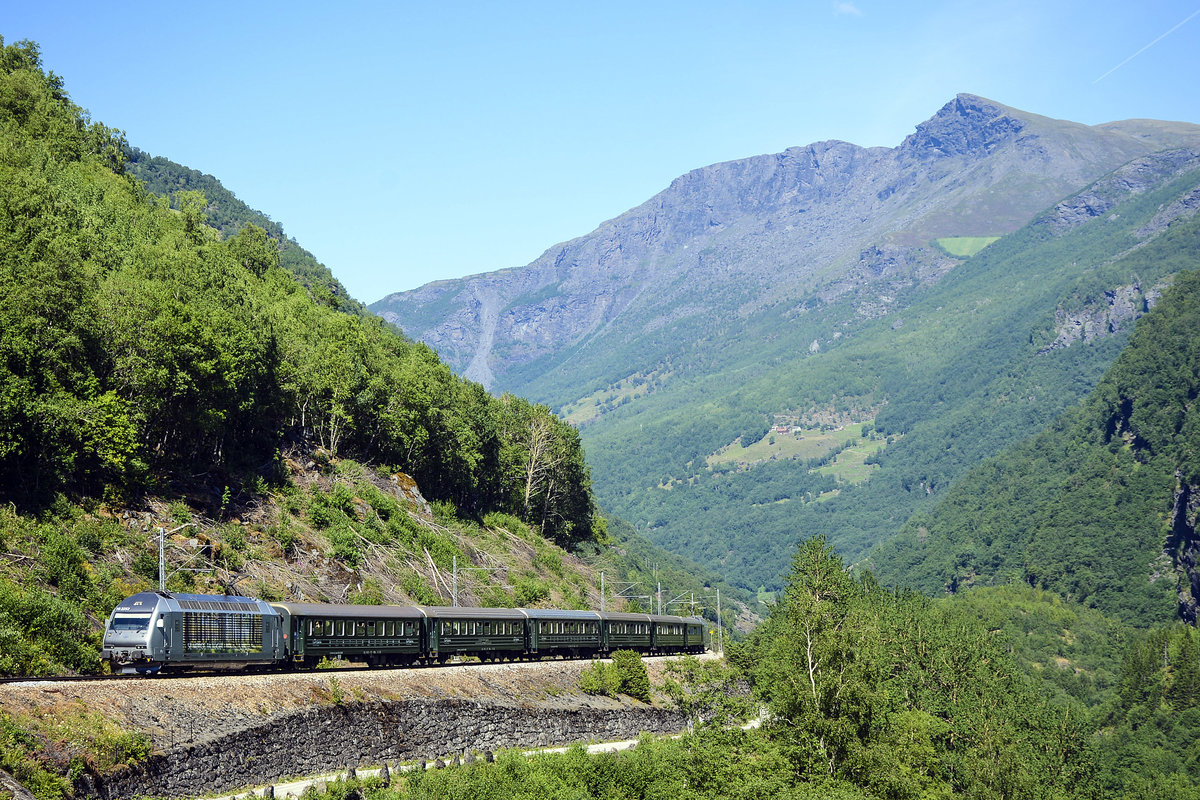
[423,607,528,663]
[600,612,653,652]
[271,602,427,667]
[524,609,603,658]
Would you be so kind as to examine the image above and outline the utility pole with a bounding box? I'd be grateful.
[157,523,199,593]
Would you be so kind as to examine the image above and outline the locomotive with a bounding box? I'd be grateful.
[101,591,709,674]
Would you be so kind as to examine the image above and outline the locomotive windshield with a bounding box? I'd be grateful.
[110,613,152,631]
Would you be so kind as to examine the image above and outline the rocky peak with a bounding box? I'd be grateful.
[900,93,1026,160]
[372,95,1198,392]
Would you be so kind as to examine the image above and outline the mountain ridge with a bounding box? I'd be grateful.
[373,94,1200,391]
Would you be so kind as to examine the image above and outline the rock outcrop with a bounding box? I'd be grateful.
[1167,476,1200,625]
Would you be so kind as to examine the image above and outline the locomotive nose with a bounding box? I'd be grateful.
[101,612,154,662]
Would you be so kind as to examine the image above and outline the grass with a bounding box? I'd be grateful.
[707,422,874,468]
[560,369,673,426]
[935,236,1001,257]
[814,436,892,483]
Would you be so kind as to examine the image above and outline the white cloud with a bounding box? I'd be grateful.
[834,2,863,16]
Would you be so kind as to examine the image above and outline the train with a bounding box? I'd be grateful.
[100,591,710,674]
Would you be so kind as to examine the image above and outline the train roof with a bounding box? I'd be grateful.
[598,611,652,623]
[420,606,529,620]
[598,611,702,624]
[270,602,427,619]
[112,592,277,616]
[519,608,602,621]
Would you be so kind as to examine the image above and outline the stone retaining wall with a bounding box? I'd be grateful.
[89,698,685,799]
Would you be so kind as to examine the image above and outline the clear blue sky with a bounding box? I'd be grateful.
[6,1,1200,303]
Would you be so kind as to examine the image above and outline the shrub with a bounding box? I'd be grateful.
[532,548,564,577]
[431,500,458,525]
[611,650,651,702]
[329,482,357,516]
[514,576,549,606]
[385,511,422,546]
[131,550,159,583]
[401,573,441,605]
[350,578,385,605]
[483,511,528,535]
[579,661,621,697]
[414,528,461,572]
[308,494,334,528]
[326,524,361,568]
[268,512,297,554]
[477,585,515,608]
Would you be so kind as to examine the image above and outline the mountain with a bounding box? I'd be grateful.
[373,94,1200,390]
[374,96,1200,595]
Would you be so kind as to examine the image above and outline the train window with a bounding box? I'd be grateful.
[483,621,492,635]
[367,622,376,637]
[334,620,343,637]
[110,613,152,631]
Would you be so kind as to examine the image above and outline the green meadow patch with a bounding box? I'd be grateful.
[936,236,1001,257]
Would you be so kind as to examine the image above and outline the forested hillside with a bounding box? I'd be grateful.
[870,267,1200,628]
[123,147,368,318]
[0,37,594,544]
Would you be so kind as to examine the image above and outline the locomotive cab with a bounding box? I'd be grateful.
[101,591,169,673]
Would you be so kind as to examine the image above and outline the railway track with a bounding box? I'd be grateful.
[0,652,630,685]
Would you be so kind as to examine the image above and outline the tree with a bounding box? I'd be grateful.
[227,223,279,278]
